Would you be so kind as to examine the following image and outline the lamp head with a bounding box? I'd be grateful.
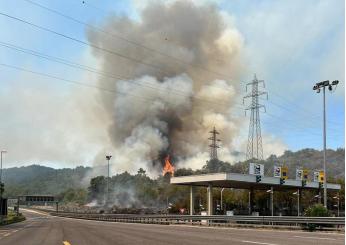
[332,80,339,86]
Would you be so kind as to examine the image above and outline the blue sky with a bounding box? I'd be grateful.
[0,0,344,168]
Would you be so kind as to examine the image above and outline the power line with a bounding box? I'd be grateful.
[240,81,344,127]
[3,8,342,132]
[263,104,342,133]
[0,41,240,110]
[0,63,244,114]
[1,63,340,146]
[23,0,236,82]
[0,11,342,141]
[1,44,339,141]
[263,95,343,129]
[0,11,171,77]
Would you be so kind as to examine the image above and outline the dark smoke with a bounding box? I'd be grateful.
[87,1,245,175]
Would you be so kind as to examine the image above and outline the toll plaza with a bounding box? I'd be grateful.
[170,172,341,216]
[17,195,56,206]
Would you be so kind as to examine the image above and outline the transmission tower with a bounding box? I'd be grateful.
[209,127,221,160]
[243,75,268,161]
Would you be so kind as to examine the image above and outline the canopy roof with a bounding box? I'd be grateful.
[171,172,341,191]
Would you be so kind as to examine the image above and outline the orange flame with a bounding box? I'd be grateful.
[163,155,174,176]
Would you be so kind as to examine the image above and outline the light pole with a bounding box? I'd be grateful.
[220,188,225,213]
[266,187,274,216]
[313,80,339,208]
[0,150,7,184]
[333,195,340,217]
[106,155,112,204]
[293,190,300,216]
[0,150,7,217]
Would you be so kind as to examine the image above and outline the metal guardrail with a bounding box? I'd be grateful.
[49,211,345,226]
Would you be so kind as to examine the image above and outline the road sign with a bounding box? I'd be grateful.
[273,166,281,178]
[281,166,288,180]
[249,163,264,176]
[303,169,309,180]
[297,168,309,180]
[318,171,324,183]
[296,169,303,180]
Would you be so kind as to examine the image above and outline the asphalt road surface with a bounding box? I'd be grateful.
[0,209,344,245]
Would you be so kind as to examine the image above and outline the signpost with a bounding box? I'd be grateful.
[249,163,264,176]
[273,166,281,178]
[313,171,320,182]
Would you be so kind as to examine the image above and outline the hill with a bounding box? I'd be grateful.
[2,165,90,197]
[2,148,344,198]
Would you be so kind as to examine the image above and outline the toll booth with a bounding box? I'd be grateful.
[18,195,55,206]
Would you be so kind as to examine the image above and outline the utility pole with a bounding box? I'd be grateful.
[0,150,7,217]
[220,188,225,212]
[106,155,112,204]
[243,75,268,161]
[333,195,340,217]
[208,127,221,160]
[313,80,339,208]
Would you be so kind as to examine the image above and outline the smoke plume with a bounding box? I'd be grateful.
[87,1,245,175]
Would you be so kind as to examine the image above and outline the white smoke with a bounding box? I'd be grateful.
[84,0,288,177]
[85,1,247,176]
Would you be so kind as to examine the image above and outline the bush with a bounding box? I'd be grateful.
[304,204,330,217]
[303,204,330,231]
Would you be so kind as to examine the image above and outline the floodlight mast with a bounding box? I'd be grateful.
[313,80,339,208]
[106,155,112,203]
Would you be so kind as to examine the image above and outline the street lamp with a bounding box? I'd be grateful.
[333,196,340,217]
[0,150,7,184]
[293,190,300,216]
[220,188,225,212]
[106,155,112,204]
[313,80,339,208]
[266,187,274,216]
[0,150,7,217]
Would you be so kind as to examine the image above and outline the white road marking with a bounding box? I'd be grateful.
[242,241,278,245]
[56,215,344,238]
[293,235,337,241]
[21,208,49,216]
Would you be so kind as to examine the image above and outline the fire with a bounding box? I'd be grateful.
[163,155,174,176]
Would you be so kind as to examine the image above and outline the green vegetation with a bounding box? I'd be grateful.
[0,211,25,226]
[2,148,344,215]
[304,204,330,217]
[303,204,331,231]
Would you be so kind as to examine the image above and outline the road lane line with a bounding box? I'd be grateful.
[293,235,337,241]
[55,216,344,237]
[63,241,71,245]
[21,208,49,216]
[242,241,278,245]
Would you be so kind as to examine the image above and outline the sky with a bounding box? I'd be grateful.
[0,0,344,169]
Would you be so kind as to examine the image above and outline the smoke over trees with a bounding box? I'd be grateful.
[88,1,246,175]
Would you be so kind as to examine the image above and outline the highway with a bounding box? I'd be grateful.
[0,209,344,245]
